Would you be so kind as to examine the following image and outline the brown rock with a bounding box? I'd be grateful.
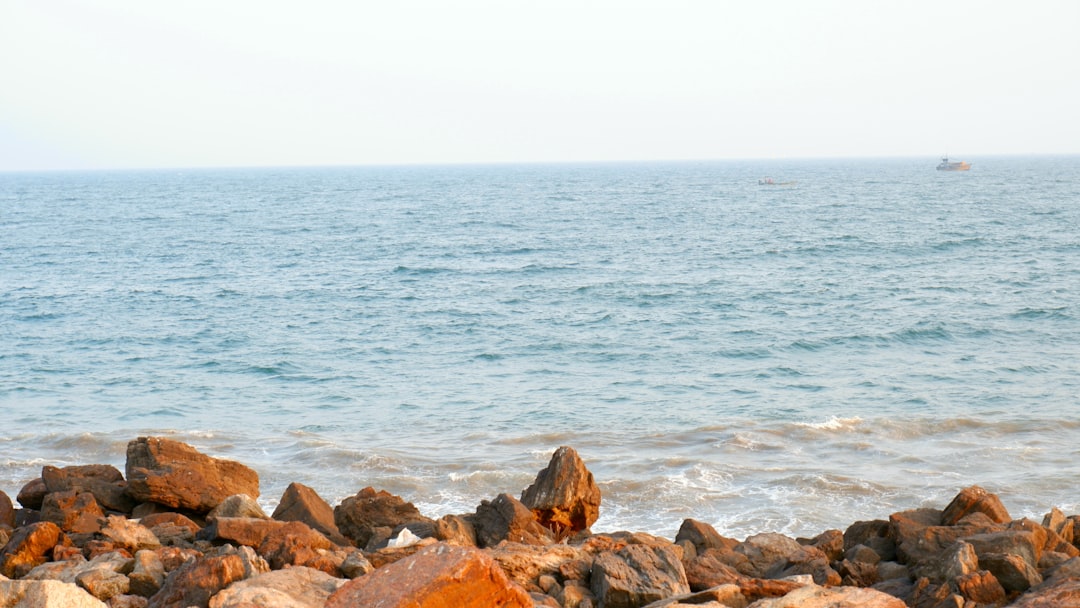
[487,541,586,591]
[839,558,879,587]
[271,482,349,545]
[519,446,602,536]
[128,549,165,598]
[195,516,285,547]
[1043,507,1074,545]
[0,520,64,578]
[591,543,689,608]
[642,584,747,608]
[42,464,135,514]
[954,569,1007,604]
[333,486,432,549]
[75,567,130,601]
[16,478,48,510]
[733,532,803,578]
[40,490,106,534]
[764,544,841,586]
[125,437,260,514]
[940,485,1011,526]
[139,512,200,546]
[800,528,844,562]
[745,583,907,607]
[965,530,1041,574]
[980,552,1043,592]
[0,490,14,529]
[205,494,267,521]
[109,595,149,608]
[683,548,743,591]
[736,578,804,602]
[325,543,533,608]
[889,508,1001,567]
[95,515,161,555]
[674,519,737,555]
[256,520,333,571]
[207,566,345,608]
[147,552,247,608]
[433,513,477,546]
[1010,575,1080,607]
[471,493,555,548]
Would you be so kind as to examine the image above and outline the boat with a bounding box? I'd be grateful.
[936,156,971,171]
[758,177,797,186]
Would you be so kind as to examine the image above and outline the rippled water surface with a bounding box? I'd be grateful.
[2,157,1079,538]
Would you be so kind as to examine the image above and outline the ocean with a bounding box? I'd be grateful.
[2,156,1078,539]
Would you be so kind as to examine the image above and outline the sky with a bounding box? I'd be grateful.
[2,1,1078,171]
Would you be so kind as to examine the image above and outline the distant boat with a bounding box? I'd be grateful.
[937,156,971,171]
[758,177,797,186]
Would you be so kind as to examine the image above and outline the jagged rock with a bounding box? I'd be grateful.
[683,549,743,591]
[42,464,135,514]
[0,577,108,607]
[433,513,477,546]
[333,486,432,549]
[128,550,165,598]
[1043,507,1074,545]
[23,550,132,586]
[642,584,747,607]
[271,482,349,545]
[940,485,1011,525]
[125,437,260,514]
[745,583,906,607]
[799,529,843,562]
[954,569,1006,605]
[325,543,533,608]
[75,567,130,601]
[980,552,1043,592]
[675,519,737,555]
[139,512,200,546]
[472,493,555,548]
[1010,575,1080,607]
[40,490,106,534]
[733,533,803,578]
[0,491,15,529]
[99,515,162,554]
[206,494,268,521]
[520,446,601,536]
[0,520,64,578]
[889,508,1002,566]
[838,558,879,587]
[591,543,689,608]
[559,581,596,607]
[763,544,840,586]
[207,566,346,608]
[911,539,979,582]
[735,578,804,603]
[147,552,248,608]
[255,520,334,572]
[487,541,586,591]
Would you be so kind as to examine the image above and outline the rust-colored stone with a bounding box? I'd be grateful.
[0,521,64,578]
[520,446,601,536]
[125,437,260,514]
[333,486,432,549]
[40,491,105,534]
[256,520,333,571]
[955,569,1007,604]
[325,543,532,608]
[941,485,1011,525]
[271,482,349,546]
[147,553,246,608]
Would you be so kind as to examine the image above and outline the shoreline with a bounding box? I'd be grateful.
[3,437,1079,607]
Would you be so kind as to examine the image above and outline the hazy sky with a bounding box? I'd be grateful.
[2,1,1077,171]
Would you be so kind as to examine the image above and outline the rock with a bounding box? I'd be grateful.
[471,493,555,548]
[799,529,843,562]
[1043,507,1074,544]
[953,569,1007,605]
[0,520,64,578]
[683,548,743,591]
[744,583,906,607]
[75,567,130,601]
[487,542,587,591]
[733,533,803,579]
[207,566,345,608]
[940,485,1011,525]
[559,581,596,607]
[910,539,979,582]
[42,464,135,514]
[333,486,432,549]
[889,508,1001,567]
[591,543,690,608]
[256,520,334,572]
[735,578,804,603]
[271,482,349,545]
[433,513,477,546]
[23,550,132,585]
[980,552,1043,592]
[325,543,533,608]
[0,577,108,607]
[339,550,374,578]
[675,519,738,555]
[206,494,268,521]
[99,515,162,554]
[40,490,106,534]
[125,437,260,514]
[138,512,200,546]
[838,558,879,587]
[196,516,284,547]
[1010,575,1080,607]
[147,552,247,608]
[109,595,150,608]
[519,446,602,536]
[642,584,747,608]
[16,478,48,510]
[128,550,165,597]
[762,545,840,586]
[0,491,14,529]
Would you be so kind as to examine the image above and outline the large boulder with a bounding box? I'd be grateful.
[675,518,738,555]
[42,464,135,514]
[271,482,349,545]
[520,446,601,536]
[333,486,432,549]
[0,521,64,578]
[591,543,689,608]
[471,493,554,548]
[147,552,249,608]
[40,490,105,534]
[325,543,533,608]
[0,577,107,607]
[125,437,259,514]
[940,485,1011,525]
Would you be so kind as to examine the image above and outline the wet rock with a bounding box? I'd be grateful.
[207,566,346,608]
[591,543,689,608]
[940,485,1011,526]
[271,482,349,545]
[333,486,432,549]
[125,437,260,514]
[472,493,555,548]
[0,520,64,578]
[520,446,602,537]
[0,577,108,607]
[325,543,533,608]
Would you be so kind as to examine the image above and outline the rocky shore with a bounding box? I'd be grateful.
[1,438,1079,607]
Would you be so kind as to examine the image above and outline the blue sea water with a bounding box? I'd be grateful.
[2,156,1079,538]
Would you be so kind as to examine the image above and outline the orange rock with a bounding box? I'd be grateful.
[941,486,1011,525]
[125,437,260,514]
[0,521,64,578]
[325,543,532,608]
[520,446,601,537]
[147,553,246,608]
